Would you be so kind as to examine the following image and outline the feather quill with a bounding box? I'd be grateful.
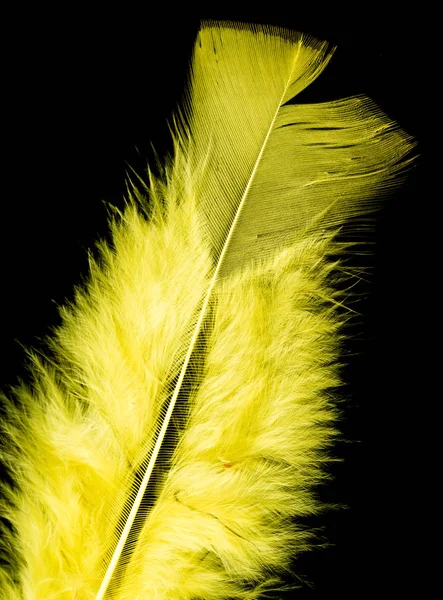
[0,21,414,599]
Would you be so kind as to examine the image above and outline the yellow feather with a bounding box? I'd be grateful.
[0,21,415,599]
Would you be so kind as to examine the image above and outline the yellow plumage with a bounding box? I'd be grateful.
[0,21,414,599]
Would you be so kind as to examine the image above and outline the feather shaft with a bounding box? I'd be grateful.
[96,29,337,597]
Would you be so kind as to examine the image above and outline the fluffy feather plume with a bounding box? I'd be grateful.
[0,21,414,599]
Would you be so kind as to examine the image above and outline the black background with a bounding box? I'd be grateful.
[1,7,425,598]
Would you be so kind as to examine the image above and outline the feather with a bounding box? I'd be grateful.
[0,20,415,599]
